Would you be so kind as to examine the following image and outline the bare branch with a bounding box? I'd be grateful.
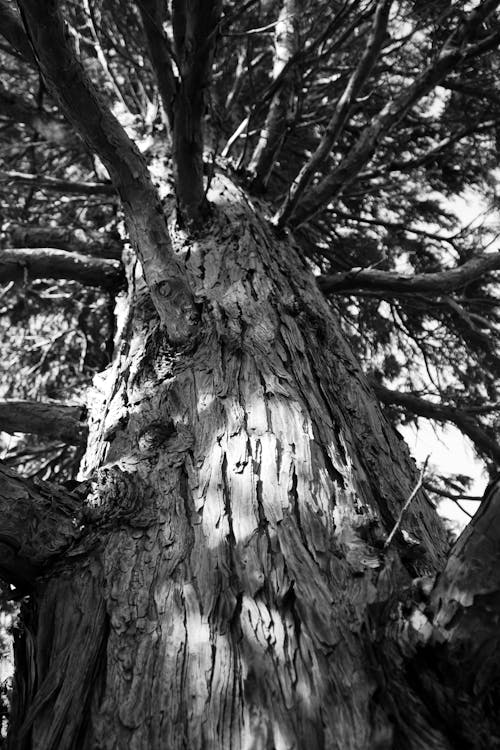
[0,400,88,445]
[318,251,500,295]
[277,0,500,228]
[1,170,115,195]
[246,0,298,192]
[0,247,125,290]
[18,0,197,341]
[0,462,83,590]
[372,381,500,463]
[10,226,122,260]
[276,0,392,223]
[385,456,429,548]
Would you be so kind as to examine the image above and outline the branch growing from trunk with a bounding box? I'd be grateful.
[10,225,122,260]
[372,381,500,463]
[0,247,124,290]
[246,0,298,192]
[171,0,222,224]
[0,400,88,445]
[277,0,500,228]
[276,0,392,222]
[0,462,83,590]
[18,0,198,342]
[317,251,500,295]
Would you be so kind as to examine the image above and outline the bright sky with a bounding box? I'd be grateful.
[399,421,486,534]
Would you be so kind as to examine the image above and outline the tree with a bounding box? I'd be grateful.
[1,0,500,747]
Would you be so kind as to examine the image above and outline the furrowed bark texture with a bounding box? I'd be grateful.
[9,176,495,749]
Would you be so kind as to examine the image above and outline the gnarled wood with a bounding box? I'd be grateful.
[0,463,83,591]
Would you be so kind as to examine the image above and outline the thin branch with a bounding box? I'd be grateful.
[385,456,429,548]
[1,170,115,195]
[372,381,500,463]
[0,400,88,445]
[276,0,392,223]
[318,251,500,295]
[277,0,500,228]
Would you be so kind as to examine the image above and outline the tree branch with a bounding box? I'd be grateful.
[0,0,35,64]
[18,0,197,341]
[171,0,222,224]
[0,400,88,445]
[276,0,392,223]
[317,251,500,295]
[372,381,500,463]
[136,0,177,130]
[0,462,83,590]
[10,226,122,260]
[1,170,115,195]
[0,247,124,290]
[246,0,298,192]
[277,0,500,228]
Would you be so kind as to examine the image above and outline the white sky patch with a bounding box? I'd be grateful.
[399,421,487,533]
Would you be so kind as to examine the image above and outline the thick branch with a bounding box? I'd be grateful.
[0,462,83,590]
[136,0,177,129]
[278,0,500,228]
[0,0,35,63]
[0,400,88,445]
[246,0,298,192]
[0,247,125,290]
[372,382,500,463]
[318,251,500,295]
[276,0,392,222]
[1,170,115,195]
[10,226,122,260]
[18,0,197,341]
[171,0,222,224]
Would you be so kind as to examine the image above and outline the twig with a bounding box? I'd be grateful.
[384,455,430,548]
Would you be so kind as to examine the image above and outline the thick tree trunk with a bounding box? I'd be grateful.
[7,175,497,749]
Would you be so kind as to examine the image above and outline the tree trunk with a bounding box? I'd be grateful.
[7,175,497,749]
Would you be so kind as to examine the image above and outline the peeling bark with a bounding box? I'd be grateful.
[12,174,484,750]
[0,463,83,591]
